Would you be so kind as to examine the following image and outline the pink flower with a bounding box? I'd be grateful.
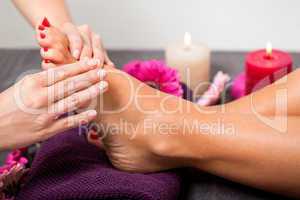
[123,60,183,97]
[230,72,246,99]
[0,150,28,199]
[3,150,28,169]
[0,164,28,200]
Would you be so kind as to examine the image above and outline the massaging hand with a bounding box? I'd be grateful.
[0,59,107,150]
[59,22,113,65]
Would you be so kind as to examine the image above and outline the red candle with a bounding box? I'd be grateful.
[245,43,293,94]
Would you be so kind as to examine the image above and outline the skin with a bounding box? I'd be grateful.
[37,26,300,198]
[0,59,108,151]
[12,0,113,65]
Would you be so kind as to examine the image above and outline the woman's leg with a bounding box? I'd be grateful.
[94,66,300,198]
[36,27,300,197]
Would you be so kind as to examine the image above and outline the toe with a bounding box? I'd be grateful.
[87,130,104,148]
[41,60,57,70]
[40,48,65,64]
[36,30,53,48]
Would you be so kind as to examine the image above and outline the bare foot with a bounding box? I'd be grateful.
[93,65,187,172]
[36,17,76,69]
[35,19,183,172]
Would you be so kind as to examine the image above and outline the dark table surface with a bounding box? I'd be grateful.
[1,49,298,200]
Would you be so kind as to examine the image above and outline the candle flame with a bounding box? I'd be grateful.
[184,32,192,48]
[266,42,272,56]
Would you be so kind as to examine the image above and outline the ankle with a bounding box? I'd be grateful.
[147,107,215,169]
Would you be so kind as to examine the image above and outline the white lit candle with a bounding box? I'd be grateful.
[165,32,210,96]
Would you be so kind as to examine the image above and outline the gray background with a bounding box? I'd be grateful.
[1,0,300,51]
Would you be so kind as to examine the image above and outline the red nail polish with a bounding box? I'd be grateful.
[43,47,48,52]
[40,33,46,39]
[38,25,45,31]
[41,17,51,27]
[90,133,99,140]
[44,59,50,63]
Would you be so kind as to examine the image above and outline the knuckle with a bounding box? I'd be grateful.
[64,80,76,94]
[62,118,72,129]
[34,114,49,127]
[69,94,80,106]
[30,95,47,109]
[36,128,50,141]
[23,74,39,87]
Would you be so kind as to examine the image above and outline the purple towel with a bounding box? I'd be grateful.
[16,128,181,200]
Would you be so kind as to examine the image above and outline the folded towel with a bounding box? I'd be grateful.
[16,128,182,200]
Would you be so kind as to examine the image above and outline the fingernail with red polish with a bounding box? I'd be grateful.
[38,25,45,31]
[41,17,51,27]
[43,47,48,52]
[44,59,50,63]
[90,133,99,140]
[40,33,46,39]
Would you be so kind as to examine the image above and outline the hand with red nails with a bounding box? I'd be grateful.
[0,59,107,150]
[36,17,113,68]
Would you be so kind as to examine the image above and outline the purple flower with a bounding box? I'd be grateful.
[123,60,183,97]
[197,71,230,106]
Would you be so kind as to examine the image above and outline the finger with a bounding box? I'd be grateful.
[49,81,108,115]
[49,68,101,102]
[78,25,93,60]
[62,23,83,60]
[91,33,105,67]
[104,50,114,66]
[44,110,97,139]
[42,58,99,86]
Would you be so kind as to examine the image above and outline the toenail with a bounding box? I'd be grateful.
[40,33,46,39]
[97,69,107,80]
[90,133,99,140]
[43,47,48,52]
[38,25,45,31]
[44,59,50,63]
[41,17,51,27]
